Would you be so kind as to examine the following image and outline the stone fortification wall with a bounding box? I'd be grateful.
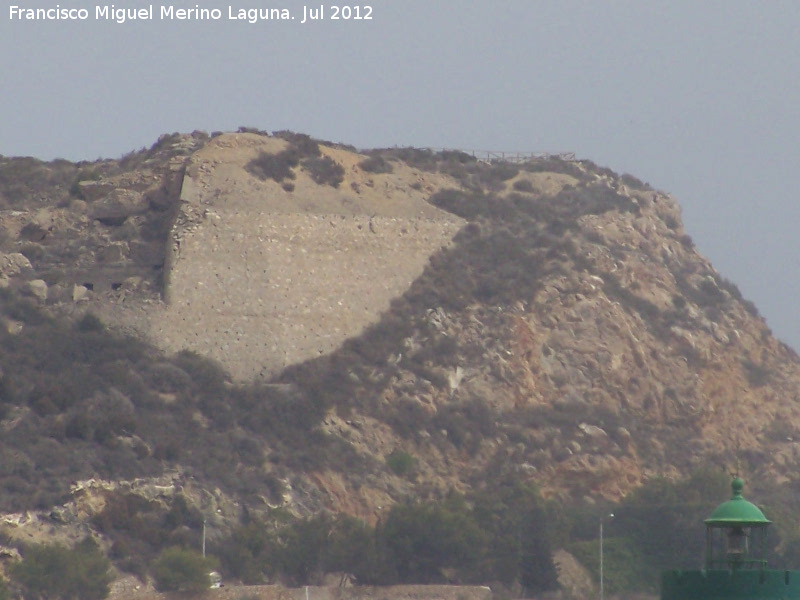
[155,211,462,379]
[148,133,465,380]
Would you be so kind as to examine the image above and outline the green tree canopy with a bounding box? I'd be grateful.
[9,537,112,600]
[272,514,331,586]
[472,479,559,593]
[151,546,216,592]
[218,521,274,585]
[381,494,488,583]
[322,515,374,583]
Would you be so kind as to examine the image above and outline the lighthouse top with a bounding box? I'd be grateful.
[704,477,771,528]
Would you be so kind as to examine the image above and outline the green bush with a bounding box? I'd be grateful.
[273,515,334,586]
[569,536,650,594]
[246,149,300,183]
[323,515,375,581]
[246,135,327,185]
[382,496,488,584]
[172,349,228,398]
[302,156,345,187]
[9,537,113,600]
[742,359,771,387]
[438,150,476,165]
[211,487,560,589]
[664,215,680,230]
[91,489,208,565]
[151,546,215,592]
[467,480,555,589]
[217,521,275,584]
[387,147,438,171]
[478,163,519,189]
[512,178,536,193]
[144,363,192,394]
[218,514,377,587]
[359,155,394,174]
[620,173,651,190]
[522,157,586,179]
[385,449,416,477]
[69,169,101,198]
[0,156,79,207]
[428,188,491,220]
[237,126,269,136]
[272,131,321,157]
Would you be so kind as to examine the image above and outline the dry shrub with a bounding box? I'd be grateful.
[359,155,394,174]
[301,156,345,187]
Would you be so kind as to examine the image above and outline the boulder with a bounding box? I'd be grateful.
[24,279,48,303]
[72,284,90,303]
[77,179,116,202]
[89,189,149,225]
[0,252,33,277]
[4,319,23,335]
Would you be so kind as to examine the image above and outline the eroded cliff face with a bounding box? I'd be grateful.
[276,170,800,510]
[365,177,800,503]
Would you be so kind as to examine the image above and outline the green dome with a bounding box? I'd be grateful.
[704,478,771,527]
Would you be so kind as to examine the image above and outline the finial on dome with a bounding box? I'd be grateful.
[731,477,744,498]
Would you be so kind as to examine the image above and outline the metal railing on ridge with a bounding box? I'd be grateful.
[422,148,577,163]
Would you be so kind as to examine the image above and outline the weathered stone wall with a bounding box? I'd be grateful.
[155,211,462,379]
[147,133,465,380]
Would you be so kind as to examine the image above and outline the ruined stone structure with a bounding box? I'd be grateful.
[150,134,465,380]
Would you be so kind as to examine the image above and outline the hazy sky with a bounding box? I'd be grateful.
[3,1,800,351]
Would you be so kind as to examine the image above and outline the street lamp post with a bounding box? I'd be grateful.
[600,513,614,600]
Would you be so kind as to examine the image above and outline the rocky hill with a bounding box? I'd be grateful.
[1,130,800,593]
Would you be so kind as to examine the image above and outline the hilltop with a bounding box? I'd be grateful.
[1,130,800,596]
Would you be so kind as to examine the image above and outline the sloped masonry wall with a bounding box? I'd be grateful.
[152,210,463,380]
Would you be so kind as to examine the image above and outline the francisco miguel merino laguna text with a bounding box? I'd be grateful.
[9,5,373,24]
